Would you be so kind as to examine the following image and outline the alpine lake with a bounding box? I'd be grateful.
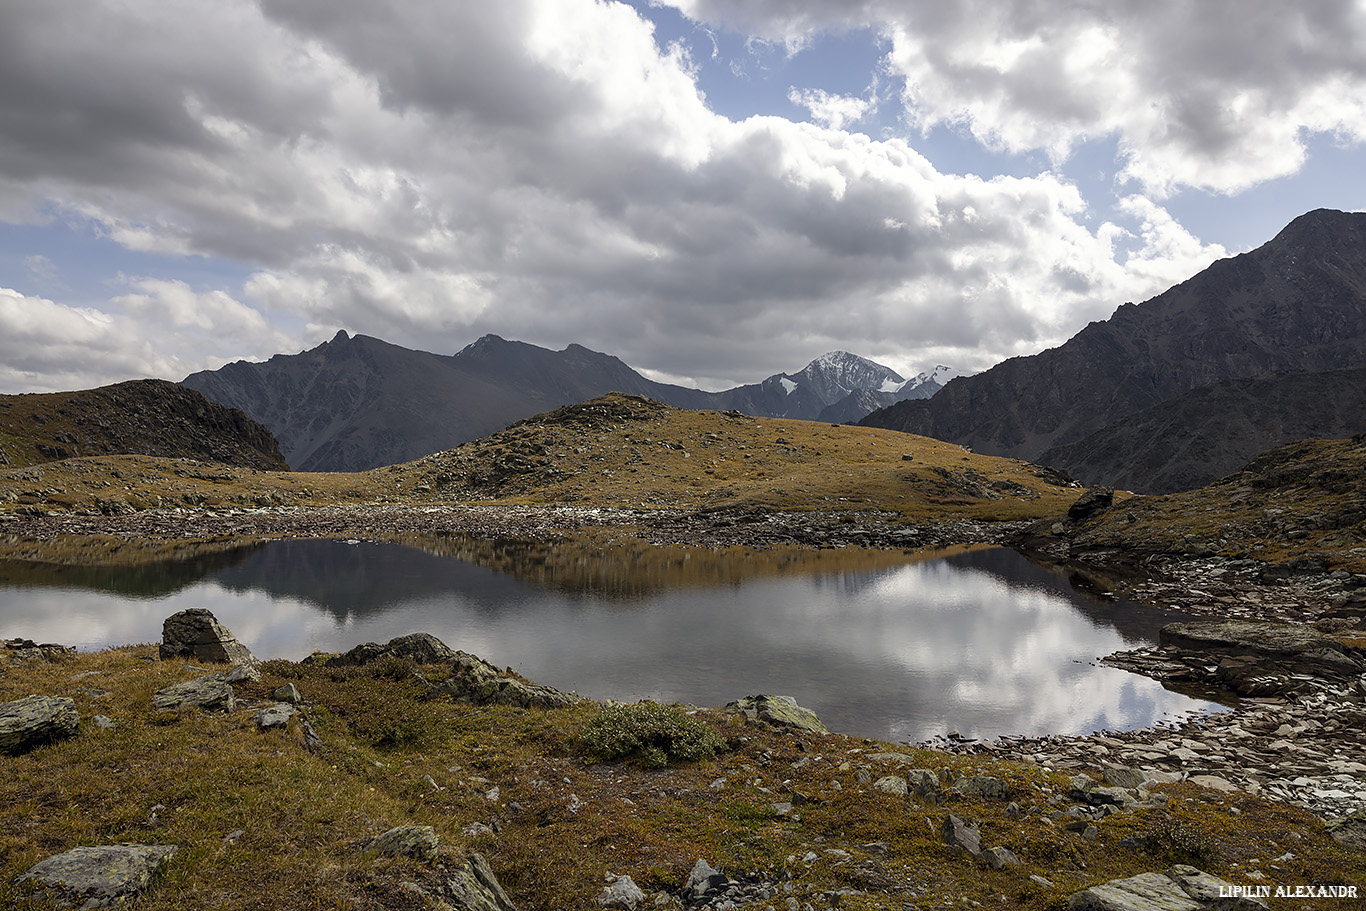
[0,536,1230,744]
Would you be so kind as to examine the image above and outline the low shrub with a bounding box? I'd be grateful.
[579,702,726,768]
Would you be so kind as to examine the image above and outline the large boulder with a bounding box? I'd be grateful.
[159,609,256,665]
[18,843,178,909]
[0,695,79,755]
[1067,486,1114,523]
[367,825,439,862]
[724,695,827,733]
[325,632,458,668]
[2,638,75,662]
[436,652,581,709]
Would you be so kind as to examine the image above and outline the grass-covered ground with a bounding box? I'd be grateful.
[0,394,1079,523]
[2,646,1363,910]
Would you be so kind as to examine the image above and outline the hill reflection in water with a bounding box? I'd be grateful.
[0,538,1225,742]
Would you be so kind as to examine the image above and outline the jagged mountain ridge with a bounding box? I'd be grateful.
[0,379,287,471]
[183,333,954,472]
[859,209,1366,468]
[1036,364,1366,494]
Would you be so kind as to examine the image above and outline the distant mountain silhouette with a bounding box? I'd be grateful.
[860,208,1366,488]
[183,333,953,471]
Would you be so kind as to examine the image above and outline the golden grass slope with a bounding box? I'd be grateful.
[0,393,1080,524]
[394,394,1079,520]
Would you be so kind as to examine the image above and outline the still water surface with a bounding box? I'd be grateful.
[0,539,1225,742]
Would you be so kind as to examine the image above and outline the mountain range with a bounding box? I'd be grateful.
[183,335,957,472]
[861,208,1366,492]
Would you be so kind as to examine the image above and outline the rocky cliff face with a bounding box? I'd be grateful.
[1038,365,1366,493]
[0,379,287,471]
[860,209,1366,465]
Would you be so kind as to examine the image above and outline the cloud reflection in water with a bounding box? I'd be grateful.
[0,541,1225,741]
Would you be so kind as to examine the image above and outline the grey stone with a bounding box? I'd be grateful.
[940,814,981,859]
[152,675,235,713]
[1068,486,1114,523]
[954,775,1010,800]
[443,852,518,911]
[599,874,646,910]
[225,662,261,683]
[1067,871,1202,911]
[273,683,303,703]
[159,608,256,665]
[91,715,116,730]
[982,846,1022,869]
[3,638,75,662]
[18,843,178,909]
[1102,767,1152,790]
[725,695,827,733]
[325,632,458,668]
[1165,865,1268,908]
[0,695,79,755]
[872,776,907,796]
[1160,619,1362,681]
[1067,867,1269,911]
[1327,808,1366,851]
[367,825,438,862]
[253,703,296,730]
[906,768,940,801]
[437,652,582,709]
[685,859,727,899]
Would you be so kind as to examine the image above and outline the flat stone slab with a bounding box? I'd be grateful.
[253,703,297,730]
[1068,865,1268,911]
[19,843,178,909]
[444,852,517,911]
[1159,620,1360,678]
[152,675,235,713]
[366,825,438,862]
[0,695,80,755]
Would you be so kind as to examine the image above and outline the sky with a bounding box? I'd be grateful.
[1,0,1364,394]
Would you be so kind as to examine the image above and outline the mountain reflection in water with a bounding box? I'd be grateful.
[0,538,1226,742]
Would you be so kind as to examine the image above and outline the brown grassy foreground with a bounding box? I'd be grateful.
[2,646,1363,911]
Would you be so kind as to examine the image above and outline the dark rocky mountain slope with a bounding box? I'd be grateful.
[860,209,1366,465]
[183,334,942,472]
[183,331,711,472]
[1038,364,1366,493]
[0,379,286,470]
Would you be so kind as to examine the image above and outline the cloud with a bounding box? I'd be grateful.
[0,282,296,393]
[788,87,875,130]
[665,0,1366,196]
[0,0,1238,395]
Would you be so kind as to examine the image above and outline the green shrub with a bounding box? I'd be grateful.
[580,702,726,768]
[1143,817,1221,867]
